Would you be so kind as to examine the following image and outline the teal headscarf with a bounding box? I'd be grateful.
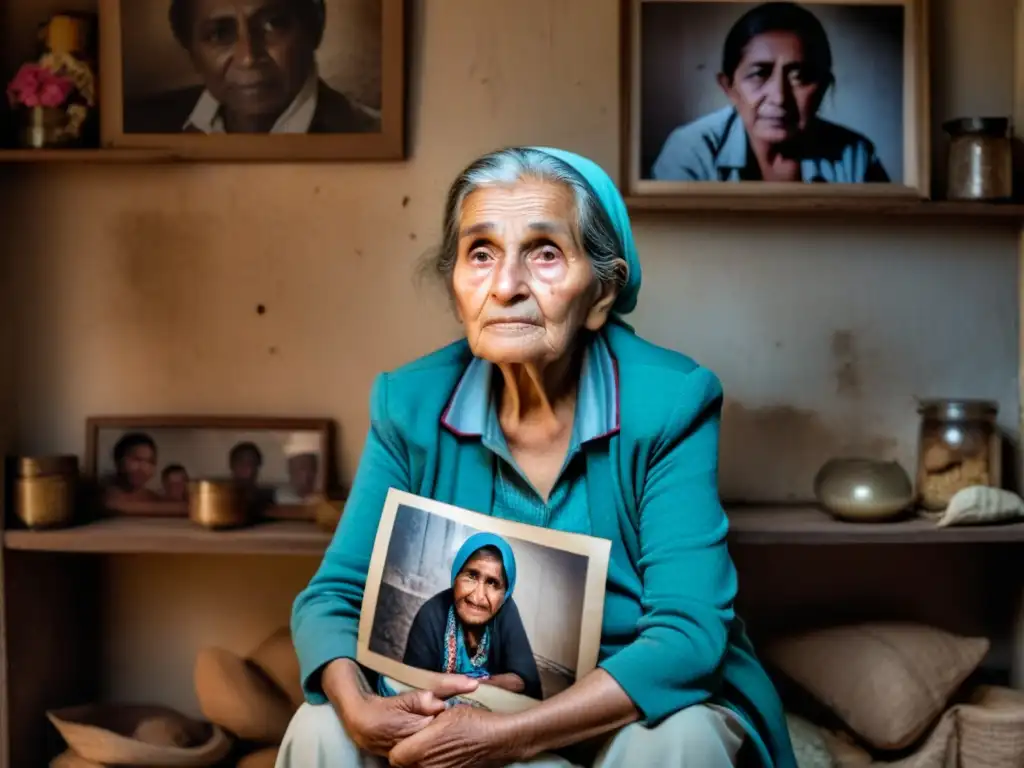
[451,532,517,603]
[529,147,642,317]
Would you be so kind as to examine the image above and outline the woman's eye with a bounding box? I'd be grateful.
[746,65,771,82]
[468,249,492,263]
[787,67,810,85]
[533,247,561,263]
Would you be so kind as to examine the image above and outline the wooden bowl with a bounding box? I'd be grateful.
[46,704,230,766]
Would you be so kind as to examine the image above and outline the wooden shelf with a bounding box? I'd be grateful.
[0,148,179,163]
[625,196,1024,223]
[5,506,1024,555]
[3,517,332,555]
[727,506,1024,544]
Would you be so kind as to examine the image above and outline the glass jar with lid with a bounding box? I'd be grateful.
[916,399,1001,511]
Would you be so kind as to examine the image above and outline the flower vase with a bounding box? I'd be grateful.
[21,106,66,149]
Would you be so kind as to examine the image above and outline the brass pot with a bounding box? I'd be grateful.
[813,458,914,522]
[15,455,79,529]
[189,480,248,530]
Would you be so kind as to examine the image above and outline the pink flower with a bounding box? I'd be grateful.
[39,80,72,108]
[6,62,73,109]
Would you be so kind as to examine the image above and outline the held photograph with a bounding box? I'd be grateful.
[358,490,612,713]
[97,0,405,159]
[624,0,928,198]
[86,416,333,519]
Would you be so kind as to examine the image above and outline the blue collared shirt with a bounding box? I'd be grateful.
[651,106,889,183]
[441,334,619,534]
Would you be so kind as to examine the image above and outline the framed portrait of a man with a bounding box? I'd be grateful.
[623,0,929,199]
[97,0,405,160]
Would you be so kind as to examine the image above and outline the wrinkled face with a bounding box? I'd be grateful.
[163,470,189,501]
[230,450,261,484]
[453,550,507,626]
[452,180,618,367]
[718,31,823,145]
[185,0,316,123]
[287,454,318,496]
[121,445,156,490]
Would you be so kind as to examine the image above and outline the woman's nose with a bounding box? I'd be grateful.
[490,254,528,303]
[765,70,789,104]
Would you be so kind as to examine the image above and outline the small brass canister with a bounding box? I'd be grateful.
[16,455,79,529]
[189,480,249,530]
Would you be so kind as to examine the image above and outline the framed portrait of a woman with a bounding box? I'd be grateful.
[97,0,405,160]
[623,0,929,198]
[357,490,611,713]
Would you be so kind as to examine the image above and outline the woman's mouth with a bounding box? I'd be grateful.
[461,601,490,618]
[483,320,542,334]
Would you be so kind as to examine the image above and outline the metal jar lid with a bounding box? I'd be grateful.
[17,455,79,478]
[917,398,998,422]
[942,116,1010,137]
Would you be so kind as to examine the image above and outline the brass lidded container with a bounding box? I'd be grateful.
[15,455,79,529]
[916,399,1001,511]
[188,479,248,530]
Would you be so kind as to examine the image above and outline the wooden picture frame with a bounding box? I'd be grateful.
[85,415,336,521]
[622,0,930,199]
[97,0,405,160]
[357,489,611,712]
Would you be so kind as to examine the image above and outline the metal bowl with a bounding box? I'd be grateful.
[813,458,914,522]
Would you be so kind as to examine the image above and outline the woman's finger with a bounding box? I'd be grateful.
[387,726,432,767]
[430,674,479,699]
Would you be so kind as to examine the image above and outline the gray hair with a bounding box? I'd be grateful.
[426,147,628,297]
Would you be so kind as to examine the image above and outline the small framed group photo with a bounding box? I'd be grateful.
[86,416,334,520]
[623,0,929,198]
[97,0,405,160]
[358,490,611,713]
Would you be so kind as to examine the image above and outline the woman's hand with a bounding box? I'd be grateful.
[322,659,481,757]
[479,672,525,693]
[388,705,516,768]
[340,687,456,756]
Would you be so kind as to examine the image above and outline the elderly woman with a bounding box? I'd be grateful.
[652,1,889,183]
[384,532,543,701]
[277,147,796,768]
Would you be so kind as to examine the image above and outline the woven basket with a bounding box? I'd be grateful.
[46,704,231,766]
[957,686,1024,768]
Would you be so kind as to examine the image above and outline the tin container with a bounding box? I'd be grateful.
[188,480,249,530]
[15,455,79,529]
[944,117,1013,201]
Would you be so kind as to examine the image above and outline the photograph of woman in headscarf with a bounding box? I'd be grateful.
[639,1,905,184]
[391,532,543,699]
[366,501,592,706]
